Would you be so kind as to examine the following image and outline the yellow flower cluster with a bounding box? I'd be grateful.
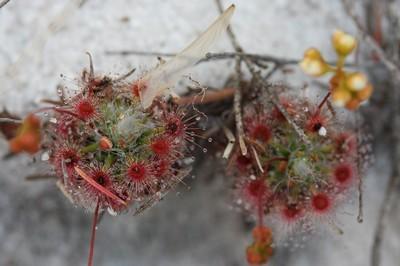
[300,30,373,110]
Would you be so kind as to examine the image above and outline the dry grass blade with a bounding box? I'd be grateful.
[139,5,235,108]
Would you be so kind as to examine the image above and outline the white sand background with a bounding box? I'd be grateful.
[0,0,398,265]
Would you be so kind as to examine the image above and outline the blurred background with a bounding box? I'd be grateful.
[0,0,399,265]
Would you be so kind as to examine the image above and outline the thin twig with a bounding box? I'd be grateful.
[355,112,363,223]
[215,0,248,156]
[233,58,247,156]
[86,52,94,79]
[215,0,310,146]
[175,87,235,105]
[342,0,400,81]
[263,63,280,80]
[371,71,400,266]
[326,100,337,118]
[371,171,399,266]
[113,68,136,82]
[215,0,242,52]
[267,84,311,145]
[106,50,299,65]
[0,117,21,123]
[105,50,355,72]
[87,199,100,266]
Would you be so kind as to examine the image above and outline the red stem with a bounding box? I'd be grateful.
[317,92,331,113]
[88,199,100,266]
[257,192,264,226]
[372,0,383,46]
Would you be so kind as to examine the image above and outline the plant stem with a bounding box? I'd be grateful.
[317,92,331,112]
[175,87,235,105]
[88,199,100,266]
[0,117,21,123]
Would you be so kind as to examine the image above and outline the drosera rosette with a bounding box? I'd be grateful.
[4,5,236,266]
[43,80,194,215]
[300,30,374,110]
[227,84,367,265]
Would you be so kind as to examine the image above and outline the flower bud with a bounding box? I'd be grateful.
[331,88,351,107]
[299,48,329,77]
[304,48,324,61]
[246,243,272,265]
[346,72,368,91]
[332,30,357,56]
[356,83,373,101]
[99,136,113,150]
[252,225,272,244]
[246,244,265,265]
[131,79,147,98]
[9,114,41,155]
[345,98,361,110]
[329,71,345,90]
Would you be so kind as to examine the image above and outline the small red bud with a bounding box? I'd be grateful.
[99,136,113,150]
[9,114,41,155]
[252,225,272,244]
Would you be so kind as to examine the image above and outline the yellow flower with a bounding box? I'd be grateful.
[346,72,368,91]
[299,48,329,77]
[332,30,357,56]
[345,99,361,110]
[356,83,373,101]
[331,88,351,107]
[300,30,373,111]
